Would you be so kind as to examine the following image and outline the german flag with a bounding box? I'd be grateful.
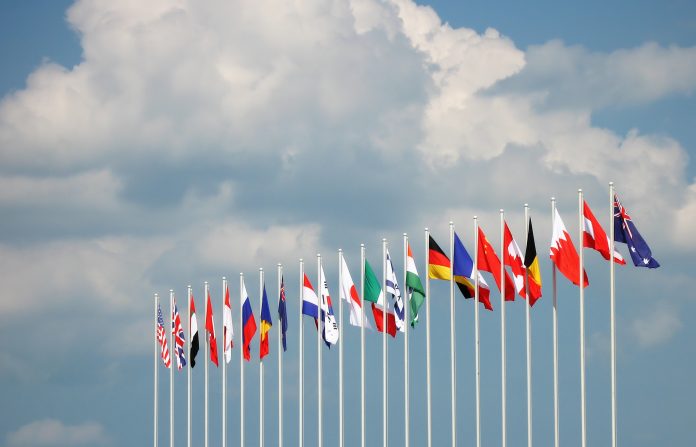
[428,235,451,280]
[524,218,542,306]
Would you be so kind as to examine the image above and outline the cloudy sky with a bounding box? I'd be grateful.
[1,0,695,446]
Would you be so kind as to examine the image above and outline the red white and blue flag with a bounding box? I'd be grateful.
[613,194,660,268]
[277,275,288,352]
[241,278,257,362]
[171,298,187,370]
[156,301,171,368]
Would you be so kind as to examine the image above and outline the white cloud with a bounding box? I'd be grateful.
[630,306,683,348]
[6,419,108,446]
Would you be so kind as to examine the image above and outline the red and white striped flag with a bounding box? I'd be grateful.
[157,302,171,368]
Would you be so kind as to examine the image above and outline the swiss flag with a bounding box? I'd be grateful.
[550,208,589,287]
[583,200,626,265]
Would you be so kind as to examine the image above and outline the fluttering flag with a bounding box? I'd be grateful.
[386,250,406,332]
[550,208,589,287]
[503,222,527,296]
[205,289,219,367]
[260,283,273,360]
[583,200,626,265]
[524,219,542,306]
[301,274,319,321]
[405,244,426,326]
[171,298,187,370]
[477,227,516,300]
[613,194,660,268]
[320,266,339,346]
[241,279,257,362]
[453,232,493,311]
[157,301,171,368]
[364,259,398,337]
[189,292,199,367]
[340,255,372,329]
[428,235,451,280]
[278,276,288,352]
[223,283,235,364]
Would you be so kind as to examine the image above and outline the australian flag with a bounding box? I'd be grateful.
[277,275,288,352]
[614,194,660,268]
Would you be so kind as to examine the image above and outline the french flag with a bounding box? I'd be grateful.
[241,278,257,362]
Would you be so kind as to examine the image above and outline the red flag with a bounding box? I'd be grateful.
[550,208,589,287]
[582,200,626,265]
[477,227,516,300]
[502,222,526,298]
[205,290,219,367]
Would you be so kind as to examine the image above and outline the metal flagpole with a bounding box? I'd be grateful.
[154,293,159,447]
[360,244,366,447]
[338,249,345,447]
[187,285,192,447]
[317,254,323,447]
[403,233,409,447]
[204,281,209,447]
[260,268,265,447]
[552,198,559,447]
[474,217,481,447]
[500,209,507,447]
[579,189,587,447]
[424,228,432,447]
[609,182,617,447]
[449,221,456,447]
[239,274,245,447]
[382,238,388,447]
[299,259,304,447]
[170,289,175,447]
[222,278,227,447]
[524,206,532,447]
[278,264,283,447]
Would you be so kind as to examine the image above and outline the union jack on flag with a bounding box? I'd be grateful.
[157,302,171,368]
[613,193,660,268]
[171,299,187,370]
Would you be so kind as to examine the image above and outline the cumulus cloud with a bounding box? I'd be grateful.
[6,419,108,446]
[630,306,683,348]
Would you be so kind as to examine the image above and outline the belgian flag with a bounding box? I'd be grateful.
[524,218,543,306]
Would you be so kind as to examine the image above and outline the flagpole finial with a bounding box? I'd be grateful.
[187,284,191,289]
[361,243,365,248]
[278,263,282,267]
[170,289,174,293]
[339,248,343,253]
[500,209,504,214]
[222,276,226,281]
[551,196,555,202]
[204,281,208,285]
[578,188,582,193]
[473,215,478,220]
[449,220,453,226]
[260,267,263,272]
[155,292,159,298]
[425,227,429,231]
[383,238,387,242]
[299,258,303,262]
[403,233,407,237]
[524,203,528,207]
[609,181,614,186]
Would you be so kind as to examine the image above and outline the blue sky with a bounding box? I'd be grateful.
[1,1,695,446]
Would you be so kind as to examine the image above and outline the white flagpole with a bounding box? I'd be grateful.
[260,268,265,447]
[382,238,388,447]
[578,189,587,447]
[524,206,533,447]
[609,182,617,447]
[500,209,507,447]
[449,221,456,447]
[552,198,560,447]
[360,244,366,447]
[299,259,304,447]
[169,289,175,447]
[403,233,410,447]
[317,254,323,447]
[222,277,227,447]
[239,274,245,447]
[154,293,159,447]
[424,228,432,447]
[187,285,192,447]
[204,281,209,447]
[278,263,283,447]
[474,217,481,447]
[338,249,345,447]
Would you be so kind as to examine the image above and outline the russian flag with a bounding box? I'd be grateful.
[241,278,257,362]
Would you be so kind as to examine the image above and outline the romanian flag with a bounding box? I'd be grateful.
[241,278,257,362]
[259,283,273,360]
[428,235,451,280]
[524,218,542,306]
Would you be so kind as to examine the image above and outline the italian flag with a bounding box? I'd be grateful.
[406,244,426,327]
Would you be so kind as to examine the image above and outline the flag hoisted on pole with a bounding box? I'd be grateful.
[239,274,246,447]
[449,221,456,447]
[187,285,193,447]
[551,199,559,447]
[154,293,160,447]
[424,228,432,447]
[277,264,285,447]
[382,239,388,447]
[338,249,344,447]
[473,217,481,447]
[222,277,230,447]
[578,190,587,447]
[260,269,272,447]
[609,183,617,447]
[499,210,507,447]
[360,244,366,447]
[317,254,323,447]
[299,259,304,447]
[169,289,174,447]
[203,282,209,447]
[524,205,532,447]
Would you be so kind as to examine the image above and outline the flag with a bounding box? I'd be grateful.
[189,292,199,367]
[364,259,397,337]
[428,235,451,280]
[524,219,542,306]
[171,298,187,370]
[260,283,273,360]
[301,274,319,321]
[320,265,339,346]
[453,232,493,311]
[503,222,526,296]
[223,283,235,364]
[339,255,372,329]
[241,279,257,362]
[157,301,171,368]
[583,200,626,265]
[405,244,426,326]
[386,249,406,332]
[550,208,589,287]
[613,194,660,268]
[278,275,288,352]
[477,227,516,300]
[205,289,219,367]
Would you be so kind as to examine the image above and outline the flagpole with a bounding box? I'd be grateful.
[299,259,304,447]
[609,181,617,447]
[278,263,283,447]
[239,274,245,447]
[552,198,559,447]
[317,254,323,447]
[524,206,532,447]
[204,281,209,447]
[473,217,481,447]
[170,289,175,447]
[424,228,432,447]
[403,233,409,447]
[260,268,265,447]
[578,189,587,447]
[222,277,227,447]
[338,249,345,447]
[382,238,388,447]
[154,292,159,447]
[360,244,366,447]
[187,285,192,447]
[449,221,456,447]
[500,209,507,447]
